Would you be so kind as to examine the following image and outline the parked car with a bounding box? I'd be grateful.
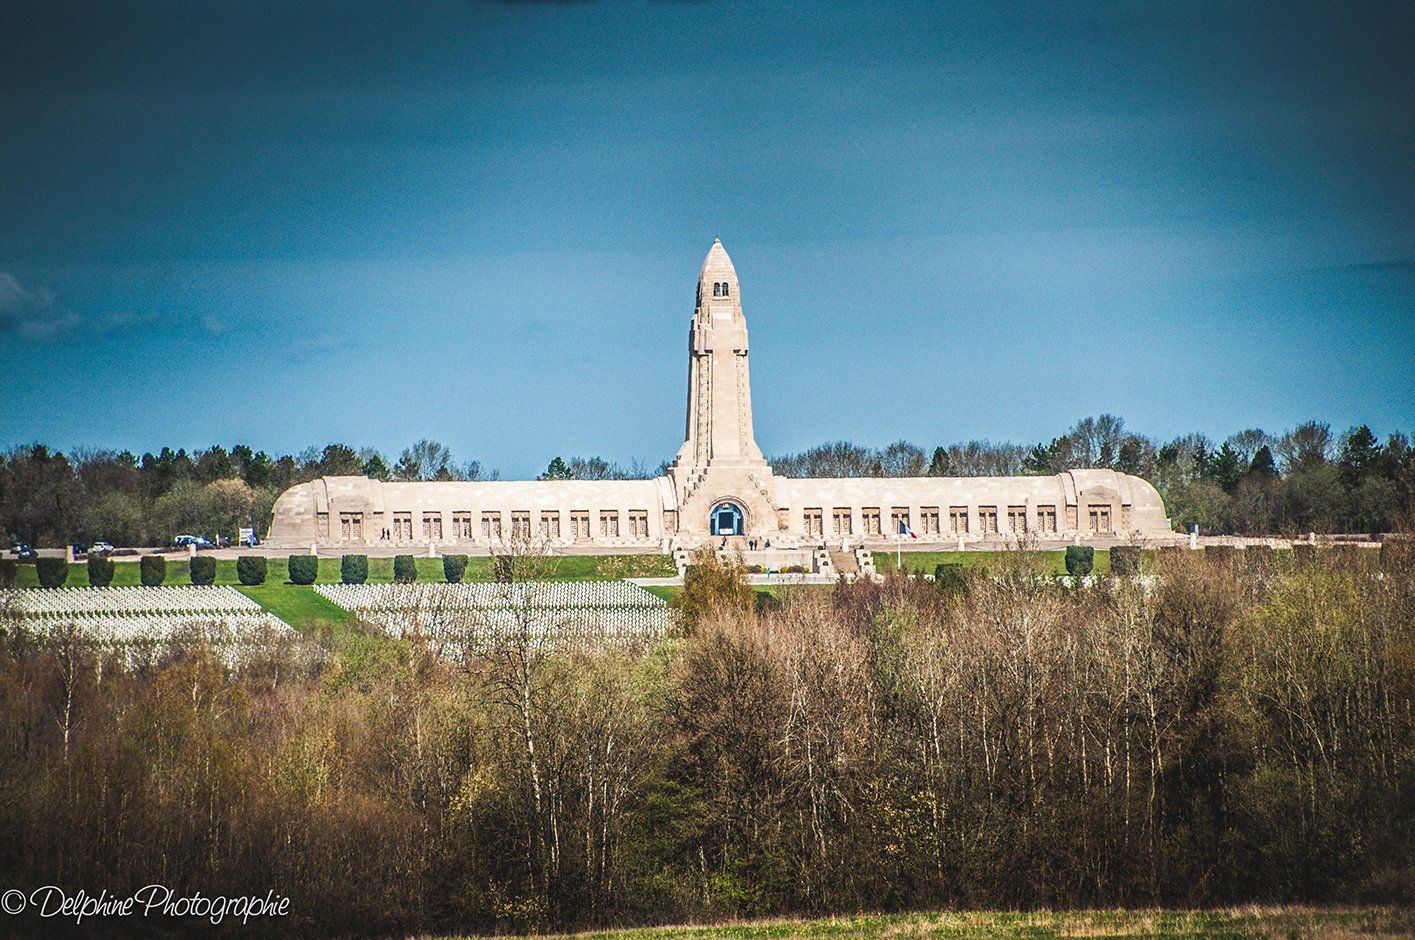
[90,541,116,555]
[16,545,38,561]
[172,535,213,548]
[70,541,89,555]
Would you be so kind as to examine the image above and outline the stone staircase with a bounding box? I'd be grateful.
[830,551,859,575]
[672,547,692,577]
[855,547,877,578]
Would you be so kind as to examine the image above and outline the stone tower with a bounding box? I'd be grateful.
[668,239,785,542]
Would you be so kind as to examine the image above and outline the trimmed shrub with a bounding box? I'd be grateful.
[140,554,166,586]
[442,554,469,583]
[0,559,16,589]
[341,554,368,585]
[189,555,217,585]
[237,556,267,586]
[1292,544,1317,567]
[1205,545,1237,566]
[36,557,69,589]
[493,555,514,583]
[87,555,116,587]
[393,554,417,583]
[1110,545,1141,577]
[1064,545,1094,577]
[1245,545,1275,572]
[288,554,319,585]
[781,564,807,574]
[754,591,783,615]
[1327,544,1372,572]
[934,563,966,591]
[1380,538,1414,571]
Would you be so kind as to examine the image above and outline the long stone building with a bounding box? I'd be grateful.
[267,240,1173,551]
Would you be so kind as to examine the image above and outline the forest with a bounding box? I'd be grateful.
[2,416,1412,547]
[1,546,1411,936]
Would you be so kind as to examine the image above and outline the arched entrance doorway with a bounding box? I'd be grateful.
[709,501,745,536]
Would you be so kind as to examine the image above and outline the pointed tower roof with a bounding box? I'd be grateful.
[698,238,739,294]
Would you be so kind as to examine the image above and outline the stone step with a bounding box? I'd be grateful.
[829,551,859,574]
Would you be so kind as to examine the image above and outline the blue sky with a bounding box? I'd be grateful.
[2,0,1412,478]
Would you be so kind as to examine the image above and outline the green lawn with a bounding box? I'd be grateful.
[234,584,356,631]
[443,907,1411,940]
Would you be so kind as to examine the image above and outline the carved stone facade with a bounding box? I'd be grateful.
[266,240,1174,550]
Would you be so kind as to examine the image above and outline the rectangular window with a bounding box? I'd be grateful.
[422,513,443,540]
[511,511,531,539]
[978,506,999,534]
[393,512,413,541]
[949,506,969,534]
[1036,505,1057,533]
[890,507,911,536]
[1088,506,1112,533]
[339,512,363,540]
[803,508,824,537]
[571,511,591,540]
[1006,505,1027,533]
[832,508,853,536]
[452,512,473,540]
[540,511,561,539]
[921,507,940,534]
[629,510,649,538]
[599,511,620,538]
[862,507,882,536]
[481,511,502,539]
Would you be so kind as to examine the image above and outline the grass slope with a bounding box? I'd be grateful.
[446,908,1412,940]
[234,584,355,631]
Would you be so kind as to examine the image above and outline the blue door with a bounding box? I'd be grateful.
[710,502,744,536]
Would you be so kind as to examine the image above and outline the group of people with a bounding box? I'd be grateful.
[719,536,771,551]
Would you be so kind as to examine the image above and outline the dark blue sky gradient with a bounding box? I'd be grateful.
[2,0,1412,477]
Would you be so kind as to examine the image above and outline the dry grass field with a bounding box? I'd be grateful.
[449,908,1414,940]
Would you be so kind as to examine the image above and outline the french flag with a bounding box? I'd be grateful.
[898,520,918,539]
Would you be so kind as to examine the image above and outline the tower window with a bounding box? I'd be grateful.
[713,282,721,297]
[721,282,729,297]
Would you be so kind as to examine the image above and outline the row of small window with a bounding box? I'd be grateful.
[710,281,731,298]
[326,510,652,541]
[798,505,1111,536]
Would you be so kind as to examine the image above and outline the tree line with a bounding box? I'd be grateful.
[1,547,1411,936]
[4,415,1412,547]
[0,439,494,548]
[769,416,1414,535]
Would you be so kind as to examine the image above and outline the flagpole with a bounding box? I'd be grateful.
[897,523,901,570]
